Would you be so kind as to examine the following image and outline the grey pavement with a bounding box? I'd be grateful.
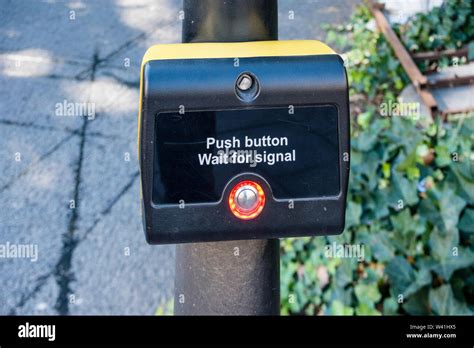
[0,0,358,315]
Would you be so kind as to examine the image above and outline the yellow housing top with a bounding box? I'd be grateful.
[141,40,336,66]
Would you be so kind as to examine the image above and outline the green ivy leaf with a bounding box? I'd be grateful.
[362,231,395,263]
[355,283,382,304]
[390,208,412,232]
[390,209,425,255]
[396,148,419,173]
[373,190,391,219]
[429,285,471,315]
[329,300,354,315]
[438,185,466,232]
[458,208,474,233]
[429,247,474,280]
[403,287,430,315]
[345,201,362,229]
[429,227,459,261]
[354,129,378,152]
[419,197,445,232]
[355,302,381,315]
[450,161,474,204]
[383,297,399,315]
[404,268,432,297]
[391,172,419,207]
[382,162,391,179]
[434,145,452,167]
[385,256,416,296]
[335,259,355,288]
[357,110,373,129]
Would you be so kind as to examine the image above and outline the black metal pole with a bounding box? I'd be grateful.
[174,0,280,316]
[182,0,278,43]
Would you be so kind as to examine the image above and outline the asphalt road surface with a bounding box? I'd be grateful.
[0,0,358,315]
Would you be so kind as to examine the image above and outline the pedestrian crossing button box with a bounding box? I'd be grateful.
[138,40,350,244]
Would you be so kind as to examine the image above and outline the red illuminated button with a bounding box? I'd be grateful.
[228,180,265,220]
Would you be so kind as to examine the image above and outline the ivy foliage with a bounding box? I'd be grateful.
[325,0,474,103]
[280,1,474,315]
[397,0,474,71]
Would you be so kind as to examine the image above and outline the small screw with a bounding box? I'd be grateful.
[236,74,253,91]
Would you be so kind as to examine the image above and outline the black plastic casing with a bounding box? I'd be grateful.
[139,55,350,244]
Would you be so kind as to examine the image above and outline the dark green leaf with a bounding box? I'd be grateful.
[391,172,419,207]
[429,227,459,261]
[430,247,474,280]
[403,287,430,315]
[383,297,399,315]
[364,231,395,263]
[345,201,362,229]
[385,256,416,296]
[429,285,471,315]
[458,208,474,233]
[355,283,382,304]
[438,184,466,232]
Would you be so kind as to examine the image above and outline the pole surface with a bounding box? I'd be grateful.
[182,0,278,43]
[174,0,280,315]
